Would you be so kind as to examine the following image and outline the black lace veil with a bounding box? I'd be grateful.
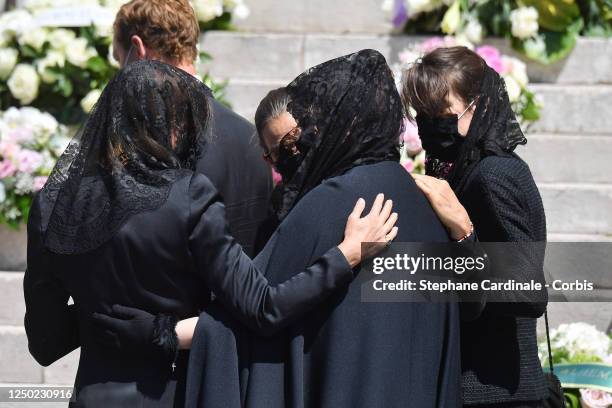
[41,60,212,254]
[446,65,527,192]
[278,49,403,219]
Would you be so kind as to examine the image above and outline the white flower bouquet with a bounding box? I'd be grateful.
[539,322,611,367]
[0,107,70,227]
[192,0,250,29]
[18,0,250,27]
[0,3,237,125]
[382,0,612,64]
[538,322,612,408]
[0,8,120,124]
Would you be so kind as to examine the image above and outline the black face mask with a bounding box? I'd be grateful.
[274,137,310,181]
[416,114,465,162]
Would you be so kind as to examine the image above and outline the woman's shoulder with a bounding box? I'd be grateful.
[467,154,541,209]
[470,155,534,189]
[475,154,531,179]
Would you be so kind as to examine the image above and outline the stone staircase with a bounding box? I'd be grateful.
[1,0,611,394]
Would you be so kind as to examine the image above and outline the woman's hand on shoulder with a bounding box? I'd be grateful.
[412,174,472,241]
[337,193,398,267]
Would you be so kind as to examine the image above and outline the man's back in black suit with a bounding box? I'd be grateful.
[196,98,273,257]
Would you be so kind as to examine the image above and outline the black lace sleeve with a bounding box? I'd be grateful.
[187,174,354,335]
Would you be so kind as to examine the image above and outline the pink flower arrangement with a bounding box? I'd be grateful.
[475,45,504,73]
[420,36,457,53]
[0,160,16,179]
[16,150,44,174]
[400,118,422,156]
[580,389,612,408]
[0,107,68,226]
[33,176,48,191]
[402,158,415,173]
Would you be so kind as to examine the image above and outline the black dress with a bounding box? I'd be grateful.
[186,161,462,408]
[196,98,272,257]
[23,172,353,408]
[458,155,548,406]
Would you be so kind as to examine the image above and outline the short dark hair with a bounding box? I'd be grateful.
[401,46,486,121]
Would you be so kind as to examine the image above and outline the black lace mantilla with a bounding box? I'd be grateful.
[41,60,212,255]
[278,49,403,219]
[446,65,527,191]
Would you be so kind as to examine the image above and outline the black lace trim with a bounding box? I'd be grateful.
[41,60,212,255]
[278,49,402,219]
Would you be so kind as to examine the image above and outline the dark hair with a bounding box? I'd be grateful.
[254,87,291,138]
[401,46,486,121]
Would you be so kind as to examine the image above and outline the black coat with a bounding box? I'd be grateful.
[186,161,462,408]
[458,155,548,405]
[196,99,273,257]
[23,172,355,408]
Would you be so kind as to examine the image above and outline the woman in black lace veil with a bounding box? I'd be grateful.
[403,46,551,407]
[23,59,397,408]
[177,49,461,408]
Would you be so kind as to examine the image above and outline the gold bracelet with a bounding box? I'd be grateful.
[456,222,474,242]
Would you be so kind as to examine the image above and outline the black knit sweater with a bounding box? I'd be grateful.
[458,154,548,405]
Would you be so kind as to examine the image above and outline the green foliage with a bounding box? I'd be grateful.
[519,88,541,123]
[564,390,581,408]
[199,12,234,32]
[523,0,581,31]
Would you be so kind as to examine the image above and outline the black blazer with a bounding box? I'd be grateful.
[23,172,353,408]
[458,155,548,405]
[196,98,273,257]
[186,161,462,408]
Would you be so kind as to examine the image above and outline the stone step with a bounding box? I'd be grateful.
[200,32,612,85]
[0,273,24,326]
[529,85,612,135]
[536,302,612,335]
[548,233,612,242]
[517,134,612,184]
[540,183,612,236]
[0,325,78,386]
[0,326,42,384]
[233,0,389,34]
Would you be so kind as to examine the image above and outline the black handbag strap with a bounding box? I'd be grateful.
[545,310,554,373]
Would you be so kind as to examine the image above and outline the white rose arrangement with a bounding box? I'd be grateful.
[7,64,40,105]
[191,0,250,29]
[537,323,612,408]
[0,8,113,123]
[0,2,239,126]
[539,322,611,367]
[510,6,539,40]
